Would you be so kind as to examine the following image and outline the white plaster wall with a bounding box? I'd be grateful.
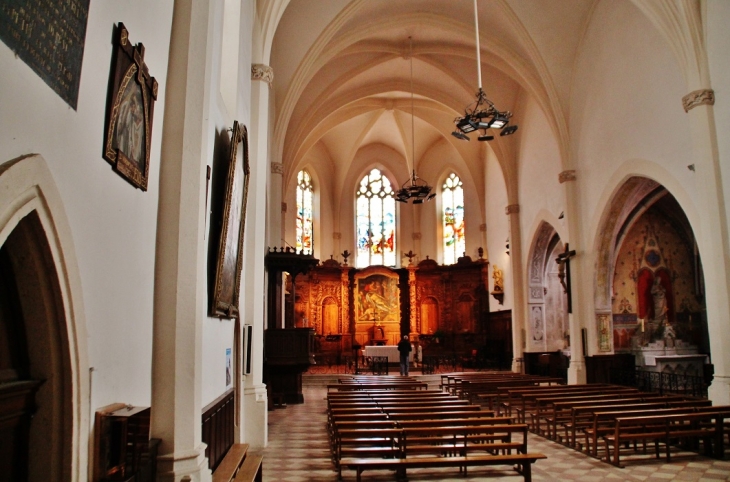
[705,1,730,241]
[485,149,511,311]
[201,0,255,408]
[570,0,696,248]
[0,2,173,410]
[516,94,565,249]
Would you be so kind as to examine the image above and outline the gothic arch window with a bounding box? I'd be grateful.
[442,172,465,265]
[356,168,396,267]
[296,170,313,254]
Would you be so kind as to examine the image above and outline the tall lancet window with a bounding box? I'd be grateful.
[442,172,465,265]
[356,168,396,267]
[296,170,313,254]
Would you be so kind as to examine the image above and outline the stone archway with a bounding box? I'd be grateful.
[594,176,708,363]
[0,155,89,481]
[526,222,568,352]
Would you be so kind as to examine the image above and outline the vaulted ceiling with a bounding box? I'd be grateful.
[270,0,597,192]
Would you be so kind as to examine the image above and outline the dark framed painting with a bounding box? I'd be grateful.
[211,121,250,318]
[103,23,158,190]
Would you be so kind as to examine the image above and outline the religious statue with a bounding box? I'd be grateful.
[492,265,504,293]
[651,277,668,323]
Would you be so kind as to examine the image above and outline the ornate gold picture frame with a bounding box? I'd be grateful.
[103,23,158,190]
[211,121,250,318]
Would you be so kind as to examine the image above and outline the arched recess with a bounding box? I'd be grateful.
[0,154,89,481]
[594,176,708,361]
[419,297,439,335]
[526,221,568,353]
[321,296,340,335]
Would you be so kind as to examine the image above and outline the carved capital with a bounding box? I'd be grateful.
[682,89,714,112]
[558,170,576,183]
[332,232,341,240]
[505,204,520,215]
[281,202,287,213]
[270,162,283,175]
[251,64,274,85]
[479,223,487,232]
[412,232,422,240]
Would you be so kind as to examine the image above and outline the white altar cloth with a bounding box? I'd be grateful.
[363,345,414,363]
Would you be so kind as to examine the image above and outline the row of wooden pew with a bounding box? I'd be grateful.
[441,372,730,467]
[327,375,546,481]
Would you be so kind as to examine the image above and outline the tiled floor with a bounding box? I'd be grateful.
[263,383,730,481]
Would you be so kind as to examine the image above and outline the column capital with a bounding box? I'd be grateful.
[412,232,422,240]
[558,170,576,183]
[682,88,714,113]
[479,223,487,232]
[251,64,274,85]
[332,232,342,240]
[281,202,287,213]
[270,162,283,174]
[505,204,520,215]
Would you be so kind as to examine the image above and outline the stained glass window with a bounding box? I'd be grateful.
[296,170,313,254]
[356,169,396,267]
[442,172,465,265]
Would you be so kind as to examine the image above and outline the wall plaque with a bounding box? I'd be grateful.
[0,0,89,109]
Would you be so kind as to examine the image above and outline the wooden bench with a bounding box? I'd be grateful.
[212,443,263,482]
[341,453,547,481]
[602,409,730,467]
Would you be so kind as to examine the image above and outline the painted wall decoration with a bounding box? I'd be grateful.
[611,204,706,351]
[356,273,400,322]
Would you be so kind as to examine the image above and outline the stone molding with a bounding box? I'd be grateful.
[270,162,283,174]
[251,64,274,85]
[558,170,576,183]
[505,204,520,215]
[332,232,341,240]
[682,89,714,112]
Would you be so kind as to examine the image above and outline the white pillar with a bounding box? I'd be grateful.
[269,161,283,248]
[240,63,274,448]
[682,90,730,404]
[150,0,214,479]
[560,170,587,384]
[506,204,525,373]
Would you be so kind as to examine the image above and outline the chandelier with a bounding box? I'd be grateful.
[452,0,518,142]
[395,37,435,204]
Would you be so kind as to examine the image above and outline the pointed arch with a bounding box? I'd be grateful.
[441,172,465,265]
[0,154,89,480]
[355,168,397,268]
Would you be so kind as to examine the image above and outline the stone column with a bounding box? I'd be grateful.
[270,160,283,247]
[683,89,730,404]
[506,204,525,374]
[151,0,214,479]
[239,63,275,447]
[560,169,587,384]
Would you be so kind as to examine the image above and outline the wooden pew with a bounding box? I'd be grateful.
[602,408,730,467]
[341,453,546,482]
[212,444,262,482]
[327,382,428,391]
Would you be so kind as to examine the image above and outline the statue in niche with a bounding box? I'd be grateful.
[492,265,504,293]
[651,277,668,323]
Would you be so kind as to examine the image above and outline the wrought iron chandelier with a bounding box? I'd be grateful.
[452,0,518,142]
[395,37,435,204]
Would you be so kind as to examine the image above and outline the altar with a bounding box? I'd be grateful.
[363,345,414,363]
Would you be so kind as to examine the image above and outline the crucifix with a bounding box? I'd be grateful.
[556,243,577,313]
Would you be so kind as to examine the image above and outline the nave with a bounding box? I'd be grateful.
[263,375,730,482]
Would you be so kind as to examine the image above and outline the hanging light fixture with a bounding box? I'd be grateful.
[452,0,518,142]
[395,37,435,204]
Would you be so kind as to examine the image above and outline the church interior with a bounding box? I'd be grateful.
[1,0,730,481]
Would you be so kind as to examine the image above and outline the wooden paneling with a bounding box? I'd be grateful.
[202,389,235,472]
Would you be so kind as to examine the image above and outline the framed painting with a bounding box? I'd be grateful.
[103,23,158,190]
[211,121,250,318]
[354,271,400,323]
